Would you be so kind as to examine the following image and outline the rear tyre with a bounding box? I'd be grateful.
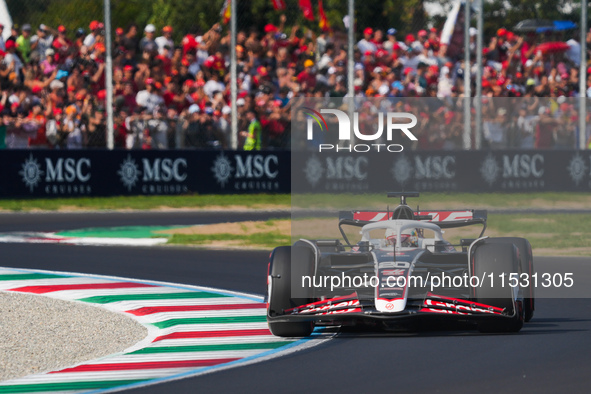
[267,246,315,337]
[472,242,524,333]
[486,237,535,322]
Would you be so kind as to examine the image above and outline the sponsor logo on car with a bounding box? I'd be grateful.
[382,269,406,276]
[422,299,501,315]
[300,299,360,314]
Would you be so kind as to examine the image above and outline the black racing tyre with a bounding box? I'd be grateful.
[472,242,524,333]
[485,237,535,322]
[266,246,315,337]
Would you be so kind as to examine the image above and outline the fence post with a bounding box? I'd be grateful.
[347,0,354,99]
[230,0,238,150]
[463,0,471,149]
[104,0,114,150]
[580,0,587,150]
[475,0,483,149]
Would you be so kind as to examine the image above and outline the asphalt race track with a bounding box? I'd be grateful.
[1,212,590,393]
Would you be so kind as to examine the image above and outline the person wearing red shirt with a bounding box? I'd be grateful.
[182,34,197,57]
[427,27,440,53]
[27,102,48,147]
[51,26,73,64]
[371,29,384,51]
[121,82,138,113]
[156,46,173,75]
[520,33,537,66]
[296,59,317,92]
[170,81,192,113]
[535,107,558,149]
[161,79,176,107]
[262,100,288,148]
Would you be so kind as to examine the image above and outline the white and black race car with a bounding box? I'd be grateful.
[266,193,535,337]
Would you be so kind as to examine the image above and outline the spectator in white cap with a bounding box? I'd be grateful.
[140,24,157,53]
[41,48,57,76]
[469,27,478,52]
[183,104,205,148]
[188,104,200,114]
[565,35,581,67]
[147,106,169,149]
[216,105,232,146]
[31,24,55,62]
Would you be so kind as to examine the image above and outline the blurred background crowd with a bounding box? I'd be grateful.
[0,0,589,150]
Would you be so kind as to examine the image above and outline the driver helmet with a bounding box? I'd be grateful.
[385,228,397,246]
[385,228,419,247]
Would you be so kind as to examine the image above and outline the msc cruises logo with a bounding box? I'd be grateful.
[19,154,44,192]
[117,155,188,194]
[118,155,141,191]
[567,154,587,186]
[211,152,280,191]
[211,153,234,187]
[19,154,92,194]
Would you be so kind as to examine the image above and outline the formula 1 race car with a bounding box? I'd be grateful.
[266,192,535,337]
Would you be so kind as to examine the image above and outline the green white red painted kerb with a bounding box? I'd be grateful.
[0,226,173,247]
[0,268,327,393]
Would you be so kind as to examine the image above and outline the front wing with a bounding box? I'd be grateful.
[269,292,517,325]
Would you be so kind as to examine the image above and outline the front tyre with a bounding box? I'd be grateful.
[486,237,535,322]
[472,242,524,333]
[267,246,314,337]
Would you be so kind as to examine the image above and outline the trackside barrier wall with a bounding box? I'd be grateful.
[0,150,290,198]
[293,150,591,193]
[1,149,591,198]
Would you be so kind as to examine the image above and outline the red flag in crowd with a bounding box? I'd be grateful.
[299,0,315,21]
[271,0,286,11]
[221,0,231,24]
[318,0,330,31]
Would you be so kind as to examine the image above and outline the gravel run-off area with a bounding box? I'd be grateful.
[0,291,147,382]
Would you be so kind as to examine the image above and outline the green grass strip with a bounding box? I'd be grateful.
[79,292,228,304]
[167,231,291,248]
[129,341,294,354]
[0,194,290,212]
[152,315,267,329]
[291,192,591,209]
[0,380,146,393]
[487,213,591,250]
[0,273,70,281]
[3,192,591,212]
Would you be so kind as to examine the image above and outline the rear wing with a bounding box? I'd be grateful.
[339,210,487,229]
[336,209,487,246]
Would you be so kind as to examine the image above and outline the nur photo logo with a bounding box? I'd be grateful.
[301,107,418,153]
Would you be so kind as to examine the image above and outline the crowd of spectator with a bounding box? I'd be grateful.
[0,15,589,150]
